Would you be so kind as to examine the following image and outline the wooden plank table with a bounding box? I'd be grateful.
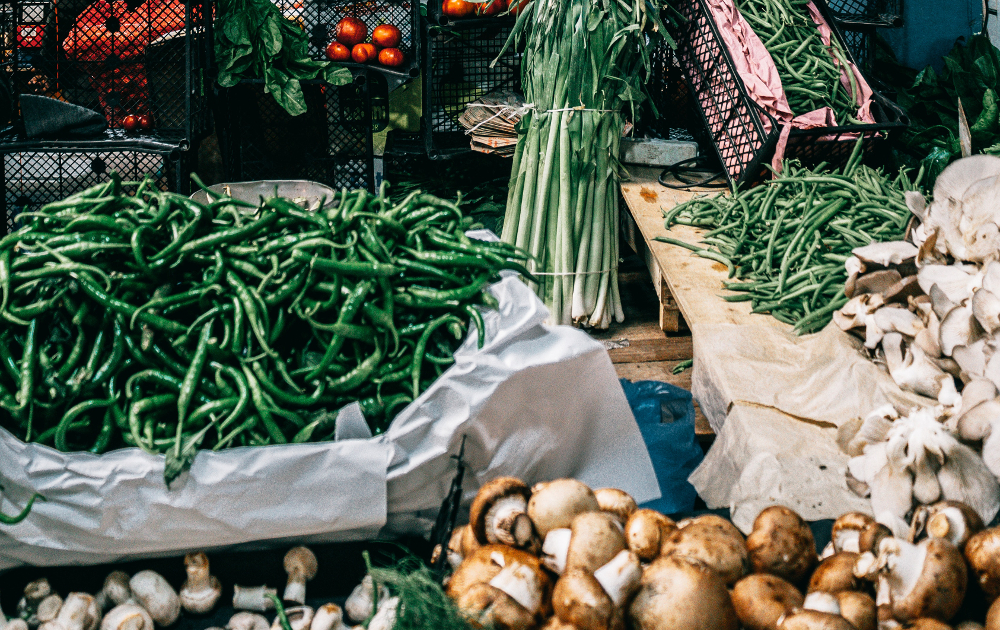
[619,167,790,333]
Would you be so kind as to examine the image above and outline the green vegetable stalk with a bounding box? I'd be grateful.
[0,486,44,525]
[215,0,352,115]
[499,0,672,327]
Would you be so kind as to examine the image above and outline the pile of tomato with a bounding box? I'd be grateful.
[440,0,528,19]
[326,18,405,68]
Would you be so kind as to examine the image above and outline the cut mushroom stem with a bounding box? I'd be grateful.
[592,550,642,607]
[232,587,277,613]
[488,561,545,615]
[541,529,572,575]
[283,547,318,606]
[180,552,222,614]
[925,503,984,549]
[803,592,841,615]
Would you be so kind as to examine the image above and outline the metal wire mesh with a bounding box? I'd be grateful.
[826,0,901,26]
[422,20,520,157]
[217,74,387,192]
[2,145,182,232]
[6,0,211,140]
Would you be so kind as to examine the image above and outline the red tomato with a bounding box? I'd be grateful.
[351,43,377,64]
[371,24,401,48]
[378,47,405,68]
[476,0,505,16]
[137,114,152,130]
[509,0,530,15]
[335,17,367,47]
[441,0,475,18]
[122,114,139,131]
[325,41,351,61]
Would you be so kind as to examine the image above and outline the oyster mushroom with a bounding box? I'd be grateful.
[882,332,953,400]
[628,555,737,630]
[180,552,222,614]
[527,479,599,538]
[857,270,905,298]
[746,506,817,585]
[283,547,318,605]
[955,398,999,442]
[470,477,534,548]
[731,574,804,630]
[659,514,748,586]
[624,509,675,562]
[973,289,1000,334]
[808,553,862,594]
[541,511,626,576]
[593,488,637,526]
[940,304,985,358]
[100,606,154,630]
[853,242,919,268]
[965,527,1000,602]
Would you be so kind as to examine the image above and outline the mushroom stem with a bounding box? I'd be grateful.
[283,548,318,606]
[485,495,533,547]
[232,587,277,613]
[592,550,642,607]
[541,529,572,575]
[879,539,925,600]
[310,605,351,630]
[927,508,968,547]
[488,562,544,615]
[181,553,222,614]
[803,592,841,615]
[366,598,398,630]
[40,594,97,630]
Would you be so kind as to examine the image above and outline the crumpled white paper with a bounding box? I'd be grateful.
[0,275,659,570]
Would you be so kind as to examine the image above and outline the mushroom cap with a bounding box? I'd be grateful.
[469,477,532,545]
[129,570,181,627]
[747,506,817,585]
[593,489,637,525]
[965,527,1000,602]
[924,501,985,549]
[906,619,955,630]
[101,605,155,630]
[988,597,1000,630]
[625,509,675,562]
[455,583,538,630]
[180,575,222,615]
[565,512,627,574]
[284,547,318,579]
[831,513,876,554]
[448,524,481,568]
[956,622,987,630]
[37,595,63,623]
[660,516,748,586]
[551,570,614,630]
[226,613,270,630]
[730,573,804,630]
[100,572,133,610]
[310,604,346,630]
[835,591,875,630]
[808,553,862,594]
[447,545,547,602]
[777,610,855,630]
[629,555,737,630]
[528,479,599,538]
[858,522,893,555]
[539,617,577,630]
[891,538,967,623]
[24,579,53,603]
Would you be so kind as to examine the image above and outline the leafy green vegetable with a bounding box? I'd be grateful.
[215,0,352,115]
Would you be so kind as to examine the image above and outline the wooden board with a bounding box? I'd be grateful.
[620,167,791,331]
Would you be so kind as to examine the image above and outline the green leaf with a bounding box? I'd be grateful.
[323,65,354,86]
[972,88,999,135]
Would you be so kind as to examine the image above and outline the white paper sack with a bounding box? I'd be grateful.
[0,276,659,570]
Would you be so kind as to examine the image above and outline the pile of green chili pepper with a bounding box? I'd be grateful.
[656,142,919,334]
[0,176,531,485]
[736,0,862,123]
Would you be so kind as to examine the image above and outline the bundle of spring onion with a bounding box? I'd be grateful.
[0,176,529,484]
[737,0,861,123]
[656,144,920,333]
[499,0,671,327]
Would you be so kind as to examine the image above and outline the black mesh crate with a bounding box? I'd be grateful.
[287,0,420,79]
[216,72,388,192]
[1,136,187,232]
[421,18,520,158]
[4,0,212,142]
[827,0,901,27]
[839,24,876,75]
[674,0,907,189]
[635,42,704,144]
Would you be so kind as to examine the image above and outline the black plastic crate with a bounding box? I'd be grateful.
[216,72,389,193]
[839,24,876,75]
[674,0,908,189]
[827,0,901,27]
[4,0,212,143]
[285,0,420,79]
[635,42,706,145]
[421,18,520,158]
[1,135,187,232]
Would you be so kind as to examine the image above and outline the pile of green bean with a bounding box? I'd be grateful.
[656,144,920,333]
[737,0,862,123]
[0,176,530,484]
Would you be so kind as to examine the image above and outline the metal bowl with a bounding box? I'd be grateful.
[190,180,337,211]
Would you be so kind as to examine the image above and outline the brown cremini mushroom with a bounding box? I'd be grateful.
[628,555,738,630]
[624,509,675,562]
[830,513,877,555]
[593,489,637,526]
[906,620,954,630]
[859,521,894,554]
[966,527,1000,603]
[543,512,626,576]
[730,573,804,630]
[470,477,535,548]
[527,480,600,539]
[987,597,1000,630]
[551,569,625,630]
[747,506,817,585]
[225,613,269,630]
[911,502,984,551]
[835,591,876,630]
[777,610,854,630]
[95,573,132,612]
[808,553,862,593]
[447,524,482,569]
[878,537,967,623]
[659,514,748,586]
[455,584,537,630]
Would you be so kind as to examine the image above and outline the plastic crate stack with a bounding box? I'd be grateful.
[216,74,389,193]
[828,0,903,78]
[416,9,521,158]
[0,0,212,230]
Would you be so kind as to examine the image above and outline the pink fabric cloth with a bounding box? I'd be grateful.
[704,0,876,175]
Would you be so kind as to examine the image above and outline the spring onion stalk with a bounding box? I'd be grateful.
[499,0,671,327]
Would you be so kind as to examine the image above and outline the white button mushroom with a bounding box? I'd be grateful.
[282,548,318,605]
[19,580,55,629]
[269,607,312,630]
[344,577,390,624]
[100,605,154,630]
[310,604,351,630]
[232,587,277,613]
[180,552,222,614]
[1,593,30,630]
[35,596,63,627]
[95,573,133,612]
[226,613,269,630]
[38,594,98,630]
[129,571,180,627]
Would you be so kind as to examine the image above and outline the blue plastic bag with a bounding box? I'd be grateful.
[619,379,704,515]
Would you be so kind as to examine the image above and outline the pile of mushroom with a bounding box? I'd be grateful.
[446,477,1000,630]
[834,155,1000,538]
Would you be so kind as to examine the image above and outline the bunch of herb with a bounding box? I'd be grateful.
[215,0,352,116]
